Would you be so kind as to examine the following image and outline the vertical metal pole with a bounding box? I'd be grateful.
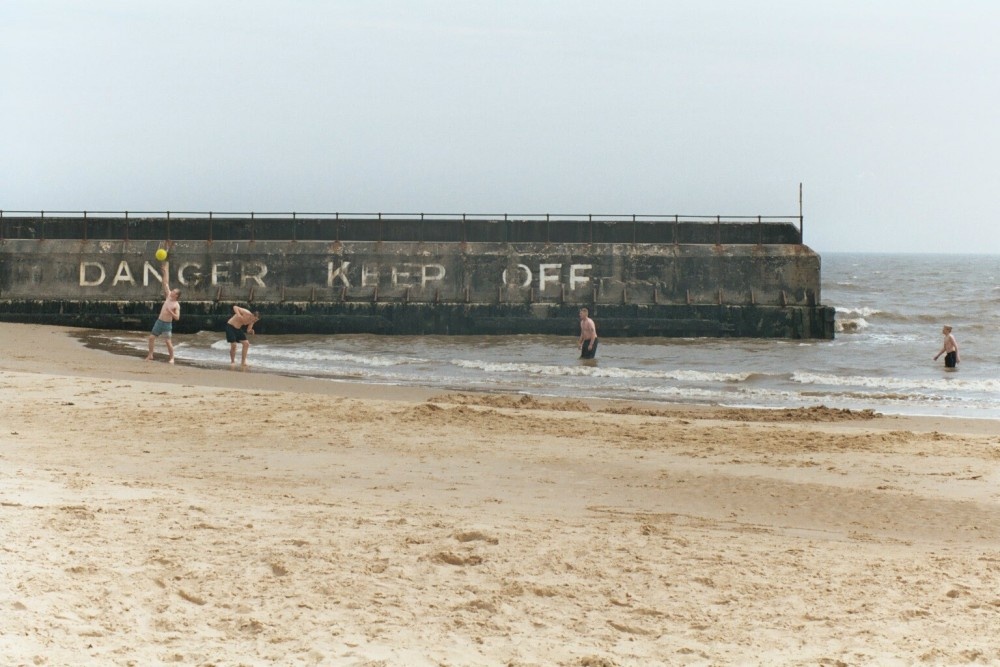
[799,182,804,242]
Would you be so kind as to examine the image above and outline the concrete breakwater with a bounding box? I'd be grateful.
[0,214,835,338]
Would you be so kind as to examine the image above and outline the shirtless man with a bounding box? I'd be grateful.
[146,261,180,363]
[578,307,598,359]
[226,305,260,367]
[934,325,960,368]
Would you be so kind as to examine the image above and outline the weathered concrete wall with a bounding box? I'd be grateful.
[0,240,819,305]
[0,217,834,338]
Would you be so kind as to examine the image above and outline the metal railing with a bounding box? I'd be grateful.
[0,210,804,245]
[0,209,801,223]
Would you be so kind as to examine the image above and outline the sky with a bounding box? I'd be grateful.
[2,1,998,254]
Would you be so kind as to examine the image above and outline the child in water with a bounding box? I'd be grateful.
[934,325,960,368]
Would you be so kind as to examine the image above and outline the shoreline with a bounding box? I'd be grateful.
[49,323,1000,436]
[3,322,445,403]
[3,322,1000,664]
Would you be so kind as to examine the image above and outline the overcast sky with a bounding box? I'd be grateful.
[3,1,998,254]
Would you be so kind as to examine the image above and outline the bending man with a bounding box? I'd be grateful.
[226,305,260,367]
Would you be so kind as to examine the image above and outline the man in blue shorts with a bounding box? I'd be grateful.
[145,261,180,363]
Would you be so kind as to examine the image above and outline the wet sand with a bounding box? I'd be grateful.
[2,322,999,665]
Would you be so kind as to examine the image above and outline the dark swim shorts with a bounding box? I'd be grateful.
[225,323,248,343]
[580,338,598,359]
[945,351,957,368]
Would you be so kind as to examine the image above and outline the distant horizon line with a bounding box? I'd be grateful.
[818,249,998,255]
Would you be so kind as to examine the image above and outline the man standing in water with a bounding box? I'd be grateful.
[578,307,598,359]
[226,305,260,367]
[146,261,180,363]
[934,325,960,368]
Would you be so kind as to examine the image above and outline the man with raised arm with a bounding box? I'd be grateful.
[145,261,181,363]
[226,305,261,367]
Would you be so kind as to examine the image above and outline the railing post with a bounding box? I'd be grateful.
[799,181,804,242]
[124,210,129,242]
[40,210,45,241]
[292,211,297,242]
[166,211,171,241]
[208,211,213,242]
[251,211,255,243]
[716,214,721,245]
[82,210,88,242]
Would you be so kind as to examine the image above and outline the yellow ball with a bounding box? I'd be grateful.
[155,249,168,261]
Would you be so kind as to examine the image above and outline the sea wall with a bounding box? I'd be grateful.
[0,216,835,338]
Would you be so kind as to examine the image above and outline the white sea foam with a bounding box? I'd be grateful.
[791,371,1000,393]
[637,385,733,400]
[835,306,882,317]
[210,341,424,367]
[449,359,752,383]
[835,318,869,333]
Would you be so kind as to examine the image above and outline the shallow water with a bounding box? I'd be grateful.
[101,253,1000,419]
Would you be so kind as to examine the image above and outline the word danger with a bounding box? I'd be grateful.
[79,261,267,287]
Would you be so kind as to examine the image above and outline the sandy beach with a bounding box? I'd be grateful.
[2,323,999,666]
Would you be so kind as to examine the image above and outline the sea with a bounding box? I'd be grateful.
[100,253,1000,420]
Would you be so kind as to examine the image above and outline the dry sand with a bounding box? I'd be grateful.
[1,322,999,666]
